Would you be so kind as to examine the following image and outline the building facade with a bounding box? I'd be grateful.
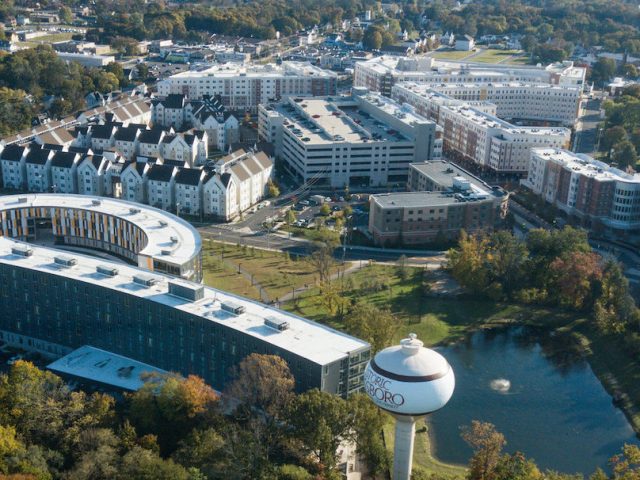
[157,61,338,112]
[258,90,436,187]
[523,148,640,233]
[368,160,509,246]
[0,238,370,397]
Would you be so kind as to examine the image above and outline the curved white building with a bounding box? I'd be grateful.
[0,194,202,281]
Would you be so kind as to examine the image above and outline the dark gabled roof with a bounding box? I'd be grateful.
[87,154,105,170]
[175,167,204,186]
[0,144,26,161]
[162,134,177,144]
[221,172,232,187]
[90,124,116,140]
[113,126,140,142]
[160,93,185,109]
[25,148,52,165]
[42,143,64,151]
[162,159,186,168]
[51,151,79,168]
[146,163,175,182]
[183,133,197,146]
[68,146,91,155]
[138,128,164,144]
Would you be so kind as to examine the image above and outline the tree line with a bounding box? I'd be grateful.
[0,45,130,137]
[447,227,640,352]
[600,84,640,171]
[0,355,637,479]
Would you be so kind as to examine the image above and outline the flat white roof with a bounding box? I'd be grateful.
[0,238,369,365]
[532,148,640,184]
[167,61,336,80]
[47,345,167,391]
[0,194,201,266]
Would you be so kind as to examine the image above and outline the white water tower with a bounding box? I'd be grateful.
[364,333,455,480]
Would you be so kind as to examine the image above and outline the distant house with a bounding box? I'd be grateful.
[455,35,475,51]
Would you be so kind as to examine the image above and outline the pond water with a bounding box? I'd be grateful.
[428,327,639,475]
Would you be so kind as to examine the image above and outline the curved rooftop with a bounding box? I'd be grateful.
[0,194,201,274]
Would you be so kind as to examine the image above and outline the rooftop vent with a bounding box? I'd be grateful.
[54,255,77,267]
[169,280,204,301]
[161,249,172,256]
[133,273,160,287]
[221,301,246,315]
[96,265,119,277]
[11,245,33,257]
[170,236,178,243]
[264,316,290,332]
[158,220,168,227]
[91,199,101,206]
[129,207,141,214]
[18,197,28,203]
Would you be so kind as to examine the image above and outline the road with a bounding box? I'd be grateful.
[574,97,603,155]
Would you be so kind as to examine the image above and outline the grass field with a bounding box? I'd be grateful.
[17,32,75,48]
[429,49,476,61]
[383,415,467,478]
[201,239,339,302]
[470,48,523,63]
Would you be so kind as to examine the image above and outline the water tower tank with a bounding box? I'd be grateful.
[364,333,455,416]
[364,334,455,480]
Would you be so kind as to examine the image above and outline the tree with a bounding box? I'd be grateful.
[447,231,490,294]
[611,140,638,170]
[396,254,409,280]
[267,179,280,198]
[319,203,331,216]
[601,126,628,152]
[485,231,529,299]
[344,301,397,353]
[591,58,617,87]
[549,251,602,310]
[348,393,389,476]
[0,88,36,137]
[285,209,297,225]
[593,260,640,333]
[128,373,219,454]
[288,389,354,472]
[136,63,150,80]
[461,421,506,480]
[59,6,73,24]
[225,354,295,422]
[620,63,638,79]
[119,446,193,480]
[363,26,383,50]
[172,428,227,479]
[308,244,336,284]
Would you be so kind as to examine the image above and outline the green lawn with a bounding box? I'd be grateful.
[201,248,261,301]
[430,49,476,61]
[383,414,467,478]
[201,239,339,302]
[283,264,577,346]
[17,32,75,48]
[470,48,523,63]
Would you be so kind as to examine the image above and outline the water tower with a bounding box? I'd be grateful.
[364,333,455,480]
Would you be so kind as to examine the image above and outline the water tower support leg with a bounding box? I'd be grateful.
[393,416,417,480]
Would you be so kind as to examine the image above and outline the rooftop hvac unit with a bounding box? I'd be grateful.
[129,208,141,214]
[133,273,160,287]
[170,236,178,243]
[264,316,290,332]
[96,265,119,277]
[92,199,101,206]
[18,197,28,203]
[54,255,77,267]
[158,220,168,227]
[11,245,33,257]
[221,301,246,315]
[168,280,204,301]
[161,249,172,256]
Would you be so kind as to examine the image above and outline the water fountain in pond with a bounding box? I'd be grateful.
[490,378,511,393]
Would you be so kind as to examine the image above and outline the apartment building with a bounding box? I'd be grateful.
[258,89,436,187]
[0,144,27,190]
[146,164,177,211]
[174,167,206,217]
[77,154,108,196]
[25,148,54,192]
[392,83,571,174]
[50,151,81,193]
[355,56,586,97]
[369,160,508,246]
[157,61,337,112]
[523,149,640,233]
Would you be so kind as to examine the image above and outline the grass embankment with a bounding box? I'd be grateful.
[201,239,339,302]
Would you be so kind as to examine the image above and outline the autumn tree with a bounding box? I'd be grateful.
[128,373,219,454]
[549,251,603,310]
[462,421,506,480]
[447,231,490,294]
[344,301,397,353]
[308,243,336,285]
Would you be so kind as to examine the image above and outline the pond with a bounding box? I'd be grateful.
[428,326,639,475]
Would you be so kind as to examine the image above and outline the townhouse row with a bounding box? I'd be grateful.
[0,144,273,221]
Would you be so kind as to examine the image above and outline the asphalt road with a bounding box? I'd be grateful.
[574,97,603,155]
